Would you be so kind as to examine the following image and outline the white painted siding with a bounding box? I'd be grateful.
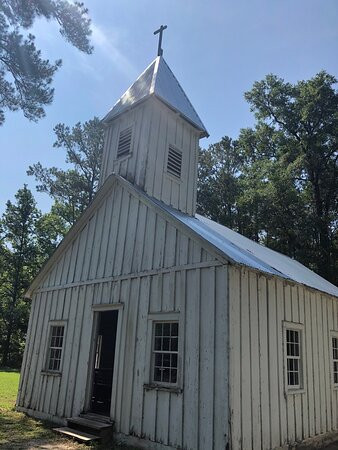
[229,266,338,450]
[100,97,200,216]
[17,180,229,450]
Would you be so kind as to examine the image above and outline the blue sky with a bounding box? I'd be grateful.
[0,0,337,214]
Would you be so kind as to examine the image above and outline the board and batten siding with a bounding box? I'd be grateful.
[229,265,338,450]
[100,96,200,216]
[17,180,229,450]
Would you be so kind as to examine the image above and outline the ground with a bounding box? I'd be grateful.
[1,370,338,450]
[0,370,133,450]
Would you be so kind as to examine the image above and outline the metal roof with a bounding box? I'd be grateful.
[102,56,208,137]
[151,198,338,297]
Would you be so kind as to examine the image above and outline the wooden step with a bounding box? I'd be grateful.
[80,412,112,424]
[53,427,100,443]
[67,416,113,431]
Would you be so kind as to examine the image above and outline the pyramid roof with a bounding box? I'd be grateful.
[103,56,208,137]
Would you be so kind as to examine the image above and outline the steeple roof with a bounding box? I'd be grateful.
[103,56,208,137]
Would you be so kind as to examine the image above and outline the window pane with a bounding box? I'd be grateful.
[163,323,170,336]
[162,368,170,383]
[162,338,170,351]
[155,323,163,336]
[294,343,299,357]
[155,337,162,351]
[170,338,178,352]
[155,353,162,366]
[171,323,178,337]
[154,367,162,382]
[163,354,171,367]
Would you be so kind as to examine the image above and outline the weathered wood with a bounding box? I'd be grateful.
[229,266,338,450]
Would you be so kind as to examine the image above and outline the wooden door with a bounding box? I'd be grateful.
[90,310,118,415]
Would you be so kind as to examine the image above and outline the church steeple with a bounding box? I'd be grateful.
[100,48,208,216]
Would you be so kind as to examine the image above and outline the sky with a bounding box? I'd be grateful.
[0,0,337,215]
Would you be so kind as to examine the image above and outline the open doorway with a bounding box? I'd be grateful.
[90,310,118,415]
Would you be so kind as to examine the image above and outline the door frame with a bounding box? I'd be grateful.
[84,303,124,417]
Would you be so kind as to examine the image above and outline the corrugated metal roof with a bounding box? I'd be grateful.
[151,198,338,297]
[103,56,208,136]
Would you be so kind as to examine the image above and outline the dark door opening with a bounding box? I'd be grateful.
[90,310,118,415]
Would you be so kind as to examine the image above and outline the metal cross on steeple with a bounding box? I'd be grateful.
[154,25,167,56]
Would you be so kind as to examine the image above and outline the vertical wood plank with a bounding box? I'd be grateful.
[258,275,270,450]
[268,279,280,448]
[130,276,150,435]
[183,268,200,450]
[214,265,229,450]
[276,279,287,445]
[229,267,241,450]
[249,272,262,450]
[199,267,215,450]
[240,269,252,450]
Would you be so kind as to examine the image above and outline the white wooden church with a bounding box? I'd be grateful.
[17,33,338,450]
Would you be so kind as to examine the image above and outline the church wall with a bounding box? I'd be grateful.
[228,265,338,450]
[100,97,200,216]
[17,180,229,450]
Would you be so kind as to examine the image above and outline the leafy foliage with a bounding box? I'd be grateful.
[0,186,64,366]
[198,71,338,284]
[28,117,104,226]
[0,186,40,366]
[0,0,92,125]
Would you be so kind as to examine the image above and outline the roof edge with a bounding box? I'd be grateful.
[25,174,117,298]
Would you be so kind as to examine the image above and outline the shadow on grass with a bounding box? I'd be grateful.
[0,408,56,447]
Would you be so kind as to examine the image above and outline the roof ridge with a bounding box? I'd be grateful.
[156,57,207,132]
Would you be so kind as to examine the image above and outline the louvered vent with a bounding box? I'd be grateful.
[167,146,182,178]
[117,126,132,158]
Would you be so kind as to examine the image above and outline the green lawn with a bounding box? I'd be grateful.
[0,369,87,449]
[0,370,136,449]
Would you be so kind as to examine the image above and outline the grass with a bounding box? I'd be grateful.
[0,370,94,449]
[0,369,138,449]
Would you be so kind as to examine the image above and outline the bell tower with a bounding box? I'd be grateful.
[99,31,208,216]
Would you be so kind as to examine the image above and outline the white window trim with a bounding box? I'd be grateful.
[144,312,183,392]
[44,320,67,374]
[283,321,305,395]
[330,331,338,389]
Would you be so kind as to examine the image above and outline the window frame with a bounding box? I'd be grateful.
[145,312,182,391]
[151,321,179,386]
[331,331,338,389]
[44,321,67,374]
[283,321,305,394]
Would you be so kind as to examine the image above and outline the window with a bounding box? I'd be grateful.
[285,327,302,389]
[167,146,182,178]
[152,322,179,384]
[117,126,132,158]
[332,336,338,385]
[47,325,65,372]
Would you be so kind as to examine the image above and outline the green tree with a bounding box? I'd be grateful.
[198,71,337,284]
[244,71,337,282]
[0,0,92,125]
[0,185,40,366]
[28,117,104,227]
[197,137,243,229]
